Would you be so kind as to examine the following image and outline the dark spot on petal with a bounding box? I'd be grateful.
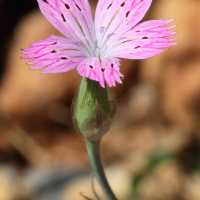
[65,4,70,9]
[111,64,114,67]
[51,42,57,45]
[76,4,81,11]
[136,30,141,32]
[126,11,130,17]
[61,57,67,60]
[61,14,66,22]
[42,0,48,3]
[50,50,57,53]
[142,37,148,39]
[89,65,93,69]
[134,46,141,49]
[101,68,105,72]
[121,2,125,7]
[107,3,112,9]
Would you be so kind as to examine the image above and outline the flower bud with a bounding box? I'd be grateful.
[71,78,116,142]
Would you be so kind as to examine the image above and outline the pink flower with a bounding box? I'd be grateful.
[21,0,177,88]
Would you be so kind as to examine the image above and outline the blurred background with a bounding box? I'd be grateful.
[0,0,199,200]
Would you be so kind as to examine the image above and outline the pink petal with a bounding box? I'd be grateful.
[106,20,177,59]
[41,57,85,73]
[132,19,175,31]
[110,48,166,59]
[21,35,86,73]
[37,0,95,50]
[101,57,124,87]
[77,57,123,88]
[94,0,152,50]
[21,0,178,88]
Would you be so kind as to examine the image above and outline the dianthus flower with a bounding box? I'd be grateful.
[22,0,177,88]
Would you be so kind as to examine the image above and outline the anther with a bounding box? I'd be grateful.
[121,2,125,7]
[65,4,70,9]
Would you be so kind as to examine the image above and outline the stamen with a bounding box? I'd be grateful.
[50,50,57,53]
[142,37,148,39]
[107,33,115,39]
[101,68,105,72]
[65,4,70,9]
[60,57,68,60]
[118,37,127,41]
[111,64,114,67]
[121,2,125,7]
[51,42,57,45]
[89,65,93,69]
[100,27,105,34]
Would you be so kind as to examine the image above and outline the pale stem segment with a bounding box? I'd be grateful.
[85,140,118,200]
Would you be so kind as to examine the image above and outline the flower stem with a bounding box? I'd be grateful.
[85,140,118,200]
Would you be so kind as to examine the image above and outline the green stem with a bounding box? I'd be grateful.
[85,140,118,200]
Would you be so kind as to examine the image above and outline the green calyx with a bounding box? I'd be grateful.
[71,78,116,142]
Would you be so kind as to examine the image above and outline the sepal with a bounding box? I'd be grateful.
[71,78,116,142]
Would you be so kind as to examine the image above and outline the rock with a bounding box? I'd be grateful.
[140,0,200,132]
[0,9,81,126]
[0,165,34,200]
[63,165,132,200]
[141,161,184,200]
